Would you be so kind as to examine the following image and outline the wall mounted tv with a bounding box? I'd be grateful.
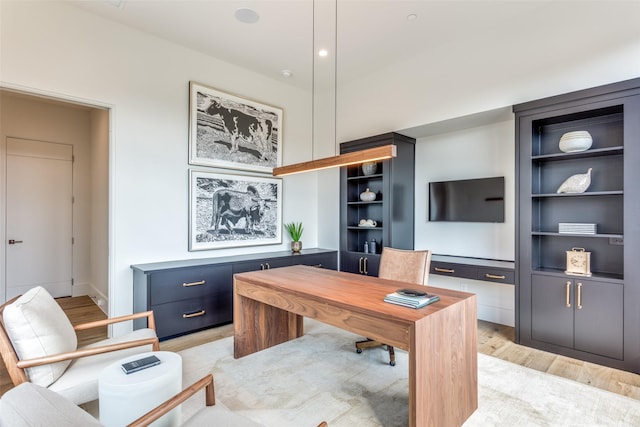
[429,176,505,223]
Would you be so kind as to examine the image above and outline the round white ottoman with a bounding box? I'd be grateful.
[99,351,182,427]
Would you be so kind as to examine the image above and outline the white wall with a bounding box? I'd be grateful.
[0,2,318,333]
[415,119,515,261]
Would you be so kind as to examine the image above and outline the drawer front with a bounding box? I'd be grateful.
[233,257,291,274]
[149,265,232,306]
[476,267,515,284]
[153,293,232,339]
[430,262,476,280]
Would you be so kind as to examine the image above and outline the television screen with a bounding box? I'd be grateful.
[429,177,505,222]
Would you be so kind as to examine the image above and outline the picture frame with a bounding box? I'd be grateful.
[189,81,283,173]
[189,169,282,251]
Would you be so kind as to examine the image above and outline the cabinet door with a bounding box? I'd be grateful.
[531,275,574,348]
[233,257,291,274]
[340,252,380,276]
[294,253,337,270]
[574,279,623,359]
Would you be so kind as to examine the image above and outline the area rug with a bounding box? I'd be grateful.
[178,319,640,426]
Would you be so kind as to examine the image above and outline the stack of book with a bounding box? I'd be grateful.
[384,289,440,309]
[558,223,597,235]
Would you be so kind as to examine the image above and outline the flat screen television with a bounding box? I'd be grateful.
[429,176,505,223]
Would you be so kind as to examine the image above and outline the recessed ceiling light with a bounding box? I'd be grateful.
[281,69,293,78]
[407,13,418,21]
[318,49,328,57]
[235,8,260,24]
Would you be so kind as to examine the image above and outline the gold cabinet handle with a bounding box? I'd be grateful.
[485,273,506,280]
[265,262,270,270]
[183,280,206,287]
[577,282,583,310]
[183,310,206,319]
[359,257,364,274]
[435,267,455,274]
[565,281,571,308]
[363,257,368,275]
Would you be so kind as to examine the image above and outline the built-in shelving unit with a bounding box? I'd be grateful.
[514,78,640,373]
[339,133,415,276]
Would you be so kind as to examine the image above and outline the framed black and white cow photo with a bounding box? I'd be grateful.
[189,82,283,173]
[189,169,282,251]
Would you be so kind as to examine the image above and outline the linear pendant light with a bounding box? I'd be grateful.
[272,1,397,177]
[272,144,396,176]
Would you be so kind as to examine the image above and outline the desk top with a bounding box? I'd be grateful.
[233,265,475,325]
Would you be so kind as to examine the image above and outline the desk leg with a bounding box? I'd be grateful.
[409,296,478,427]
[234,282,303,359]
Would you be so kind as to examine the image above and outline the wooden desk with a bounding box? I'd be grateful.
[233,265,478,427]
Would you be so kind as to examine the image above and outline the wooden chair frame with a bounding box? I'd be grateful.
[0,295,160,387]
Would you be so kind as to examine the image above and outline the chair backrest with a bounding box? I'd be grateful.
[0,287,77,387]
[377,247,432,285]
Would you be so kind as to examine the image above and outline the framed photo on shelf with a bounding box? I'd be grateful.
[189,169,282,251]
[189,81,283,173]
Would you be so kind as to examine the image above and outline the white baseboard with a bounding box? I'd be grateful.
[73,282,108,314]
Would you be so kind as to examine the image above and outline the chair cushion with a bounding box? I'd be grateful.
[48,327,157,405]
[0,382,102,427]
[2,287,77,387]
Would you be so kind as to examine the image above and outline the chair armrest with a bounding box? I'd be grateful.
[15,337,159,369]
[73,311,156,332]
[127,374,215,427]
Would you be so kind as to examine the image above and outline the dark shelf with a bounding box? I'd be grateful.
[532,191,623,198]
[347,226,383,230]
[347,173,383,181]
[531,231,623,239]
[532,146,623,162]
[347,200,383,205]
[531,267,624,283]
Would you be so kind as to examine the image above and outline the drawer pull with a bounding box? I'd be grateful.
[485,273,506,280]
[183,280,206,287]
[435,267,455,274]
[566,281,572,308]
[183,310,206,319]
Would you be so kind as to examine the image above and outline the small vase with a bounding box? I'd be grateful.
[360,188,376,202]
[362,162,377,176]
[291,241,302,253]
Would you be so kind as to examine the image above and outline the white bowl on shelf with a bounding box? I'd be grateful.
[559,131,592,153]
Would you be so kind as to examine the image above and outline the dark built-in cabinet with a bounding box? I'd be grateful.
[514,78,640,373]
[339,132,415,276]
[131,248,337,340]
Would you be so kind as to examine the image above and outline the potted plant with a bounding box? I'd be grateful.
[284,222,304,252]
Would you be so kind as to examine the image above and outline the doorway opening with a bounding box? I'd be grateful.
[0,88,110,310]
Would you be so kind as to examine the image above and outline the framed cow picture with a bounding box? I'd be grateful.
[189,81,283,173]
[189,169,282,251]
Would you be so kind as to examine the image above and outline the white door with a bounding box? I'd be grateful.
[5,138,73,300]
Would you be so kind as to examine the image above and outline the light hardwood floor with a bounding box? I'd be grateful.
[2,296,640,401]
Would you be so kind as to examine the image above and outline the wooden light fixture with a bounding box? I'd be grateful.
[272,144,396,176]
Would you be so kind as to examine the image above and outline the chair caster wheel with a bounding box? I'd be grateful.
[389,361,396,366]
[356,348,362,354]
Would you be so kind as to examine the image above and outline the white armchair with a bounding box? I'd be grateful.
[0,286,159,405]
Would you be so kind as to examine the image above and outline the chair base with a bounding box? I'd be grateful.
[355,338,396,366]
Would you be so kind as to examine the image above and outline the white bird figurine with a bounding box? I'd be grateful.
[557,168,592,194]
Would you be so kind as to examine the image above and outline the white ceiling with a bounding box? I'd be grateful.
[69,0,640,95]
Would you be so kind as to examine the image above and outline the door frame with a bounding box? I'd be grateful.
[0,84,115,316]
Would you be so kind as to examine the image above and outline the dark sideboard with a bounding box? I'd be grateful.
[131,248,337,340]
